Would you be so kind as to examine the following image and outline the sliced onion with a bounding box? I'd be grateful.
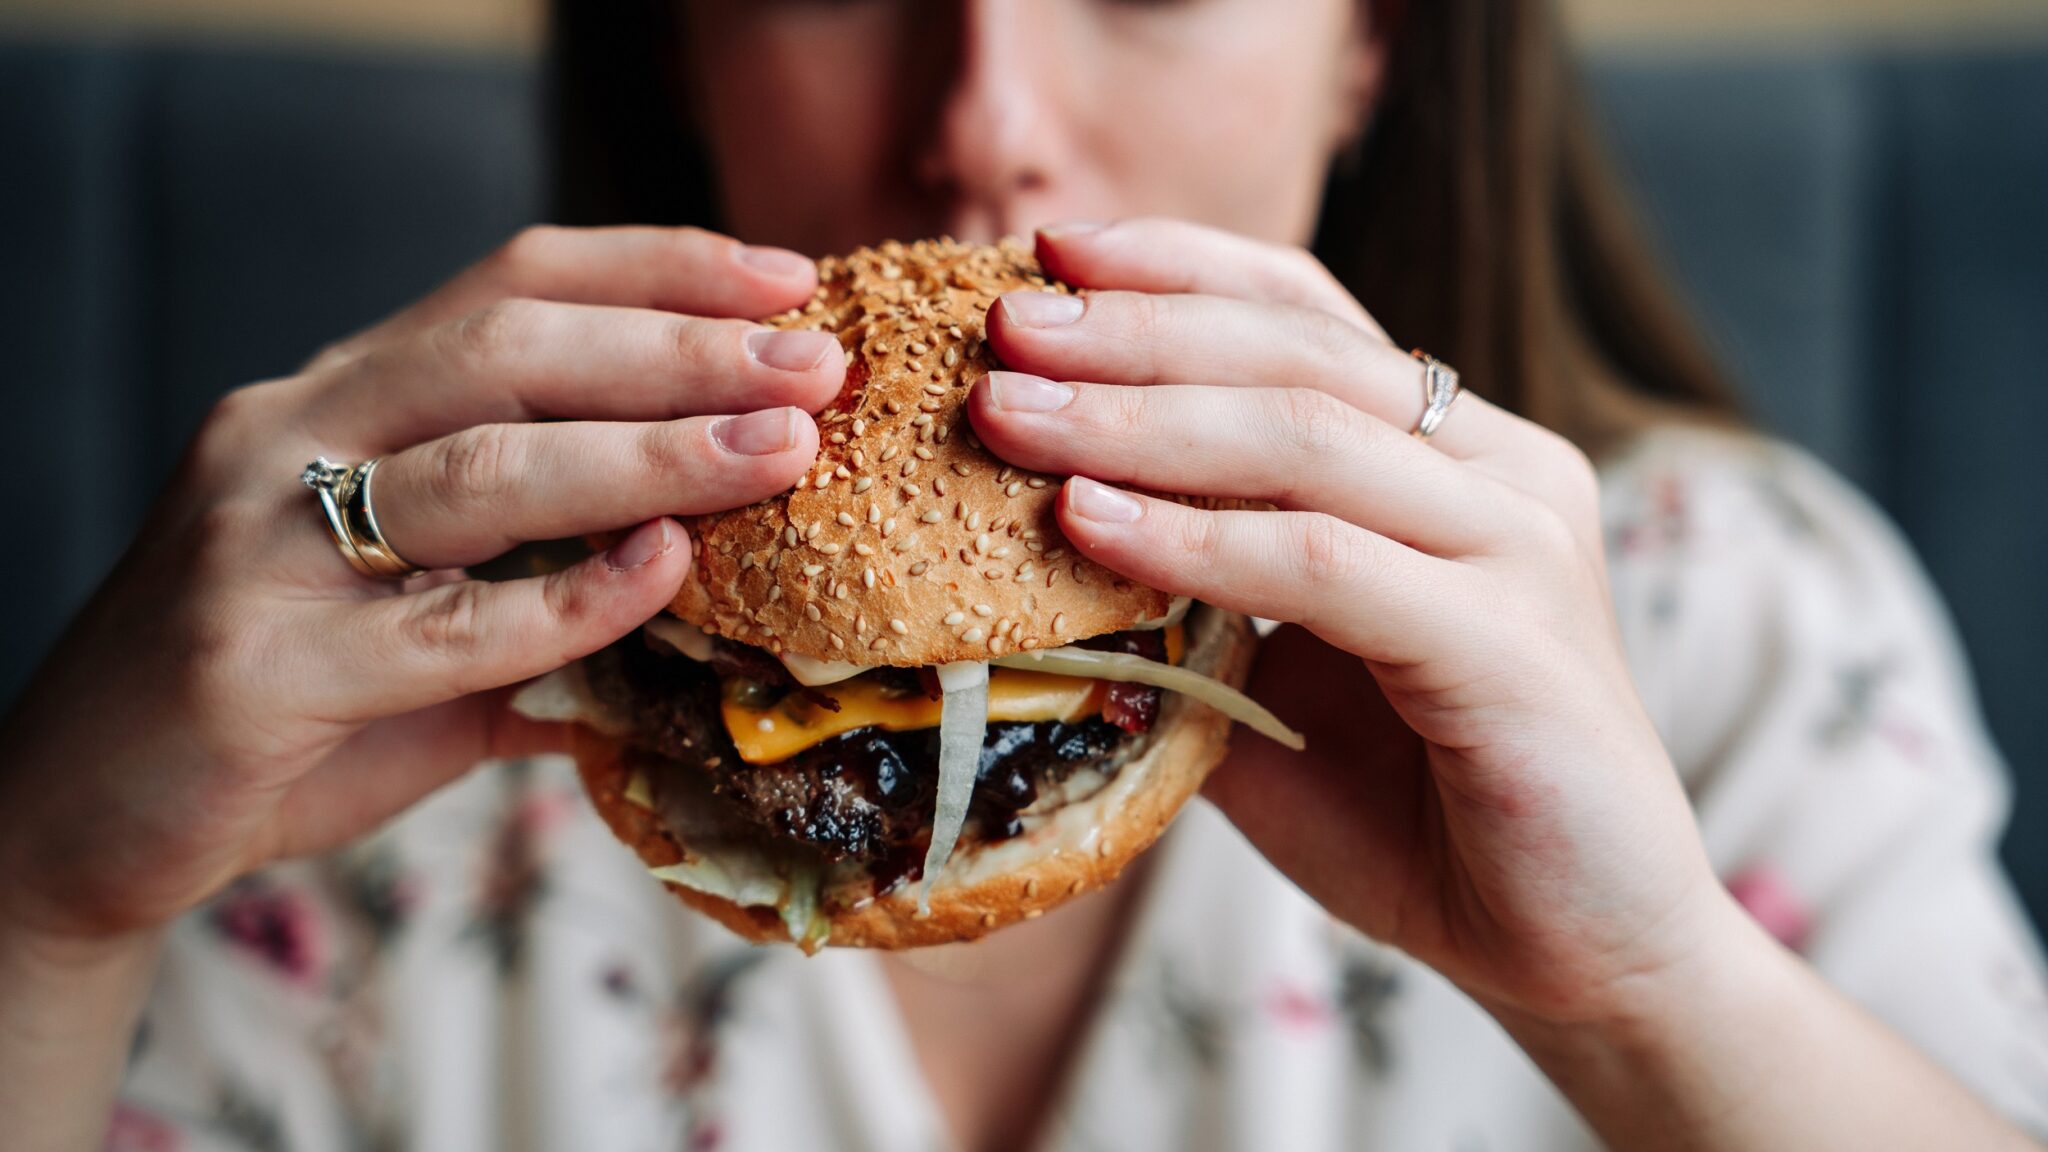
[779,861,825,948]
[643,615,716,661]
[1131,595,1192,631]
[992,647,1305,750]
[780,651,871,688]
[510,666,630,736]
[920,661,990,910]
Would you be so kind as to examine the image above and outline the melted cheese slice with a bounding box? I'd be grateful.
[723,668,1106,765]
[718,624,1186,764]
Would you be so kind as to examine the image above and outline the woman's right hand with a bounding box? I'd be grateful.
[0,226,843,946]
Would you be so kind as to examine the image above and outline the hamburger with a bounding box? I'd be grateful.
[516,238,1300,951]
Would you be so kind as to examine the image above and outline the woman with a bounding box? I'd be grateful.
[2,1,2044,1149]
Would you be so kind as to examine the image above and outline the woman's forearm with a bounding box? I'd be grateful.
[0,919,160,1152]
[1498,895,2035,1152]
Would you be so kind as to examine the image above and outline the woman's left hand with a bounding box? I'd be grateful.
[968,218,1737,1029]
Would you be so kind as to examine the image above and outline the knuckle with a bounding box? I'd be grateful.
[188,382,284,479]
[1287,303,1362,367]
[447,297,541,369]
[636,420,707,480]
[406,580,493,662]
[1273,387,1355,459]
[1296,515,1372,589]
[1168,508,1223,569]
[436,422,523,503]
[1095,384,1153,441]
[539,565,601,633]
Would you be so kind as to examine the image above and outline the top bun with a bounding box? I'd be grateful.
[668,238,1170,666]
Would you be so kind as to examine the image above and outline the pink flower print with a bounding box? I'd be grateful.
[103,1103,181,1152]
[1726,865,1812,952]
[1263,983,1336,1032]
[210,880,327,988]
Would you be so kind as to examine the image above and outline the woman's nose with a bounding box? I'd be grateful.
[916,0,1072,240]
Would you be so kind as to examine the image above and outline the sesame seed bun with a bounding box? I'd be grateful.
[667,237,1172,665]
[575,605,1255,950]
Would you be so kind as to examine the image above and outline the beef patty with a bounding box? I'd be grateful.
[582,630,1162,869]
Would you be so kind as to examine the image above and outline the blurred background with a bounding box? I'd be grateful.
[2,0,2044,930]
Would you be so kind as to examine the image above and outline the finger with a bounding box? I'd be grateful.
[317,226,820,368]
[312,518,689,722]
[1036,217,1379,333]
[986,288,1505,460]
[305,298,846,451]
[968,373,1520,556]
[1053,480,1471,665]
[364,409,819,570]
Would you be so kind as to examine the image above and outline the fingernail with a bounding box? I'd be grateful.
[1066,477,1144,524]
[985,371,1074,414]
[606,519,674,572]
[747,329,836,372]
[1000,292,1085,329]
[736,244,814,278]
[713,408,800,455]
[1040,221,1106,240]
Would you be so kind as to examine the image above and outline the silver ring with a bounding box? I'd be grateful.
[300,456,426,581]
[1409,350,1462,442]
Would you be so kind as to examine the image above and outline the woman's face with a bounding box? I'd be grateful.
[683,0,1380,255]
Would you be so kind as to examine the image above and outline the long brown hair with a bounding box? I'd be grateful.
[548,0,1739,454]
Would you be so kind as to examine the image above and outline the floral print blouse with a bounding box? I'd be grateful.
[108,427,2048,1151]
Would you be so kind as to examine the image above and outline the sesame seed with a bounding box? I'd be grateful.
[802,563,824,577]
[870,637,889,650]
[880,445,900,462]
[740,552,756,570]
[818,542,842,555]
[835,465,851,480]
[805,523,822,541]
[944,611,965,626]
[975,533,990,554]
[967,511,984,531]
[829,634,845,650]
[950,325,965,339]
[981,912,997,928]
[944,347,960,368]
[864,569,876,589]
[837,512,857,527]
[935,425,951,443]
[884,400,903,416]
[972,604,993,617]
[1014,565,1035,582]
[867,505,881,524]
[887,618,909,636]
[923,383,946,396]
[854,542,876,557]
[1045,549,1067,562]
[914,446,934,460]
[933,477,949,497]
[852,449,867,467]
[883,518,898,536]
[991,546,1011,559]
[920,509,944,523]
[758,624,775,638]
[1051,613,1067,634]
[853,419,866,437]
[834,583,851,600]
[908,361,924,374]
[706,756,723,769]
[902,483,921,498]
[784,527,799,547]
[854,614,866,634]
[908,340,929,355]
[918,399,942,413]
[1023,529,1041,539]
[814,473,832,489]
[990,635,1008,655]
[1047,569,1060,587]
[996,467,1012,484]
[1005,482,1023,498]
[828,432,847,445]
[903,459,920,476]
[768,585,783,601]
[985,568,1003,580]
[805,603,823,621]
[1026,477,1048,489]
[912,414,933,427]
[961,627,985,643]
[853,477,874,494]
[955,501,967,520]
[909,560,931,576]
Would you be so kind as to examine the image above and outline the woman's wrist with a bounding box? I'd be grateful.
[0,913,163,1152]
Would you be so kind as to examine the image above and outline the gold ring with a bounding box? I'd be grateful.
[300,457,426,580]
[1408,349,1462,442]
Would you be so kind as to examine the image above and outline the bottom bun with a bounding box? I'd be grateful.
[573,608,1254,950]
